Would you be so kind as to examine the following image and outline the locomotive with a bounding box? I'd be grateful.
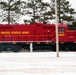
[0,23,76,52]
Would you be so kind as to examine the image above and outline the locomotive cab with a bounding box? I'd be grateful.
[58,23,76,51]
[58,23,67,33]
[58,23,68,42]
[52,23,68,51]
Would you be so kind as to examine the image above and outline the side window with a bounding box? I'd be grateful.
[58,28,64,33]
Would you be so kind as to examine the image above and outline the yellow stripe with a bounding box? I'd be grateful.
[26,42,29,44]
[46,42,49,44]
[60,42,64,44]
[37,42,40,44]
[12,42,16,44]
[58,34,64,36]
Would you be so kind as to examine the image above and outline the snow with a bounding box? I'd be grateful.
[0,52,76,75]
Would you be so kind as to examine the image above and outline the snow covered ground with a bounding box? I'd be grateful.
[0,52,76,75]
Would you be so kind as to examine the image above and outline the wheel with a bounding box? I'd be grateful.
[52,45,56,52]
[12,45,21,52]
[0,45,6,52]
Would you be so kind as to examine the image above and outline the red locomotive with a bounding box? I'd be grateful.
[0,23,76,52]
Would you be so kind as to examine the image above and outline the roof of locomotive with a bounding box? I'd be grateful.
[0,23,55,26]
[0,22,67,28]
[58,23,67,28]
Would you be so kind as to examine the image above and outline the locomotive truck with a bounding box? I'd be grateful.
[0,23,76,52]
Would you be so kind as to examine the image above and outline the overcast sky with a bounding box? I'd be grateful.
[68,0,76,10]
[43,0,76,11]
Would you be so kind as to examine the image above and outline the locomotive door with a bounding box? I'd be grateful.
[34,25,42,42]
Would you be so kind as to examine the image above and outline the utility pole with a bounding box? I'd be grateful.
[55,0,59,57]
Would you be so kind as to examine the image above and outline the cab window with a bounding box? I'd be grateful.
[58,28,64,33]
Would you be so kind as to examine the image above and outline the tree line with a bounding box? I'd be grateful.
[0,0,76,29]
